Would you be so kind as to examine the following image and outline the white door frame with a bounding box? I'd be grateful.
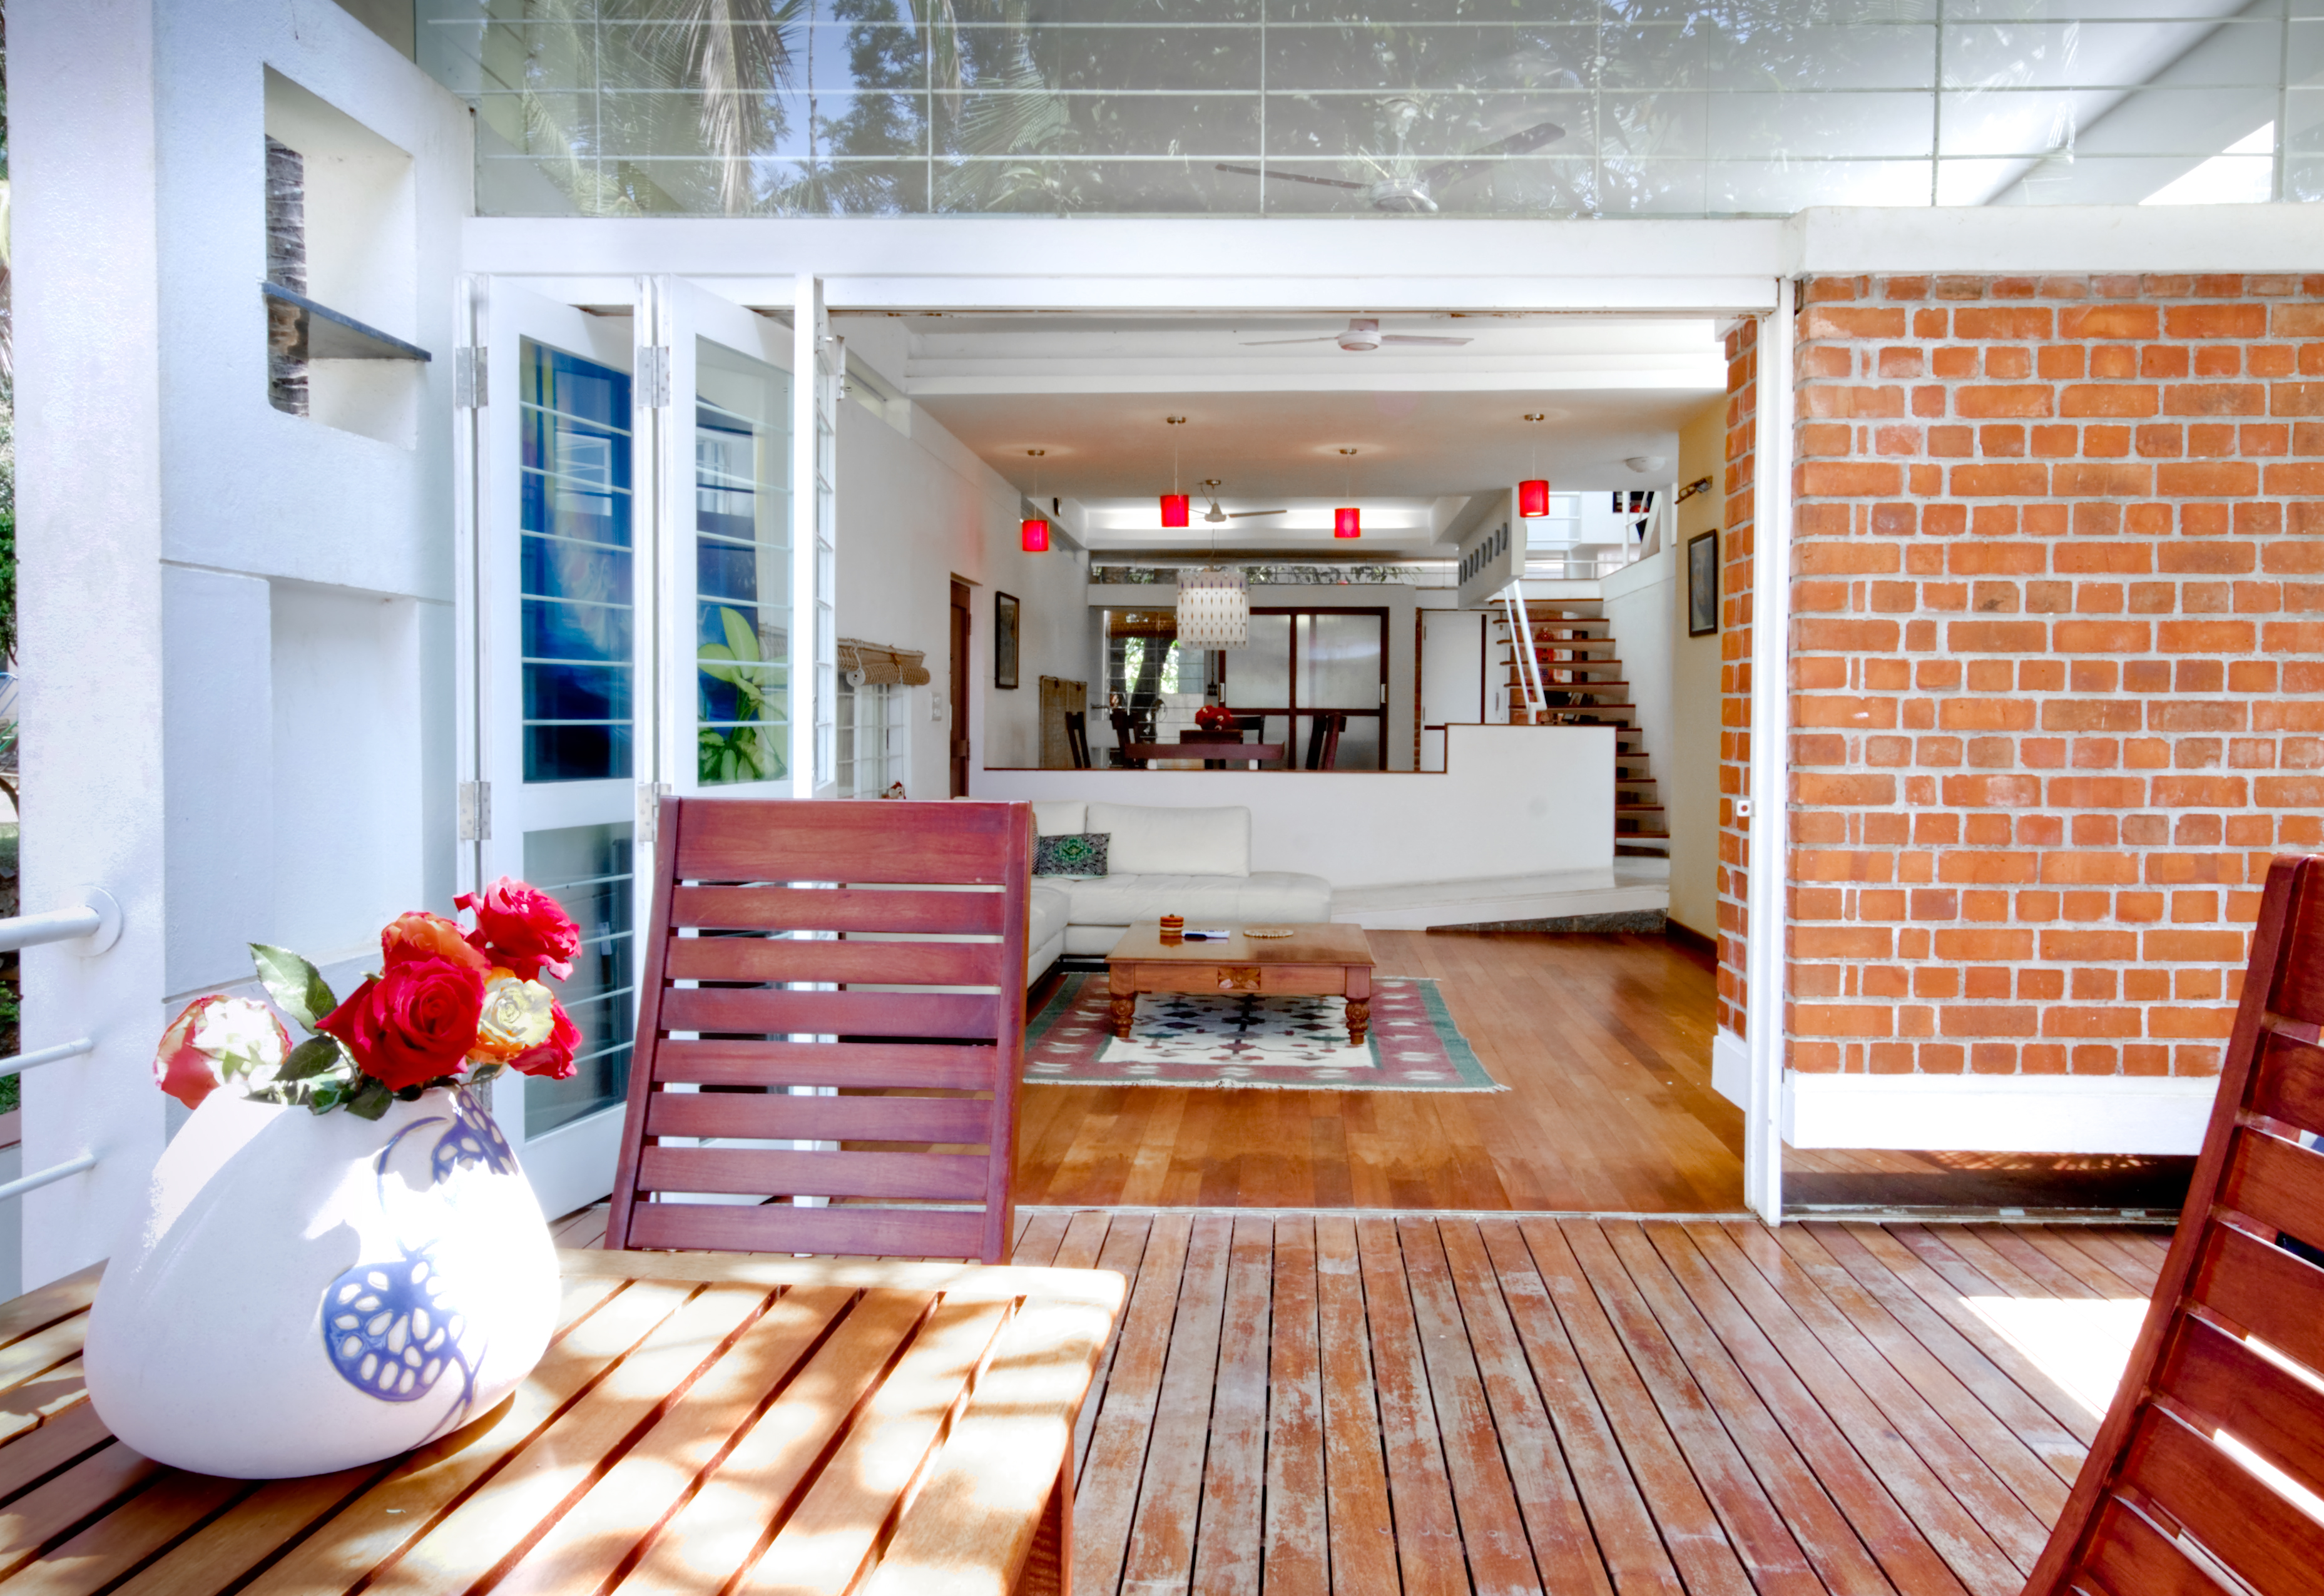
[457,219,1798,1220]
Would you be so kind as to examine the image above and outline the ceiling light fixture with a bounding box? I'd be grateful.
[1161,417,1190,528]
[1519,414,1551,519]
[1335,449,1361,538]
[1178,472,1249,649]
[1021,450,1049,552]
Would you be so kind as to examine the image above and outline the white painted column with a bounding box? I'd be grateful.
[1744,278,1797,1226]
[14,0,173,1283]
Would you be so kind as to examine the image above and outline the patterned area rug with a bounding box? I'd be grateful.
[1022,973,1504,1092]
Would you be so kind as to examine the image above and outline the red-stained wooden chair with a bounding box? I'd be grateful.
[2022,851,2324,1596]
[605,797,1033,1263]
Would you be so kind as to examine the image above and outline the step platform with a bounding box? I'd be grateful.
[1330,858,1671,931]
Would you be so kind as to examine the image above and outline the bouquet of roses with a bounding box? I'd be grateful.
[1195,703,1236,733]
[153,878,586,1121]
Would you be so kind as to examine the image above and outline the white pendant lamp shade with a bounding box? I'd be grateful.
[1176,566,1249,649]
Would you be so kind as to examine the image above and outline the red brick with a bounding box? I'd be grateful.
[2051,463,2154,496]
[2061,384,2159,418]
[1939,1007,2039,1037]
[2164,383,2265,416]
[2270,382,2324,415]
[1950,464,2050,496]
[1955,308,2054,340]
[2061,305,2159,340]
[1805,307,1909,339]
[1799,462,1903,496]
[2051,619,2151,652]
[2166,304,2268,338]
[1958,385,2056,419]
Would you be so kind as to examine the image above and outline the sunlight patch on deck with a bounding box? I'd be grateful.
[1962,1295,2146,1418]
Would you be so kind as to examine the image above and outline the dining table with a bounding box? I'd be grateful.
[0,1244,1125,1596]
[1118,740,1285,768]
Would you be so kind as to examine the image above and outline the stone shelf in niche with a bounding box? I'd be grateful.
[260,281,431,362]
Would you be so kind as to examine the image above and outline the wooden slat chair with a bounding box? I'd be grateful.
[2024,851,2324,1596]
[606,797,1034,1264]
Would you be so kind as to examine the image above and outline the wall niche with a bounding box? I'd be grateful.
[262,69,426,449]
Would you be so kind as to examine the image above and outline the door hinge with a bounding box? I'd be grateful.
[454,347,486,409]
[637,345,671,408]
[458,780,491,841]
[638,781,673,841]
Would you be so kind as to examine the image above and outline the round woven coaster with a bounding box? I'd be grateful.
[1241,925,1297,938]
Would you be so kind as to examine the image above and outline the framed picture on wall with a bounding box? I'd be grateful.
[994,591,1021,689]
[1687,530,1719,637]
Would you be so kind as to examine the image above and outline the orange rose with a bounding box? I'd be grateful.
[382,912,491,973]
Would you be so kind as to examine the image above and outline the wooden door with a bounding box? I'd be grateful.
[949,579,971,796]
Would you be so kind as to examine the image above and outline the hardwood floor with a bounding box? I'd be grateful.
[1014,930,1744,1214]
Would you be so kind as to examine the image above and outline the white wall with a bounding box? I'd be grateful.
[976,724,1613,888]
[832,333,1090,791]
[14,0,470,1284]
[1666,401,1726,941]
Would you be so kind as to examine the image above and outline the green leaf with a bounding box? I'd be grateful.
[277,1035,348,1083]
[250,944,337,1030]
[345,1079,394,1121]
[719,606,762,664]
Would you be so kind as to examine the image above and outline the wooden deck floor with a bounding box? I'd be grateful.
[559,1204,2158,1595]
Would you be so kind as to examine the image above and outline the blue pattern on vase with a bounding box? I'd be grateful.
[317,1087,516,1431]
[431,1086,518,1184]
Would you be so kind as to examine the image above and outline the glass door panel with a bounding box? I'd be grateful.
[1298,612,1385,708]
[1221,607,1384,770]
[653,279,797,800]
[467,277,643,1222]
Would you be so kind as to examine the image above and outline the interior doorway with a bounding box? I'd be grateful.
[949,578,972,797]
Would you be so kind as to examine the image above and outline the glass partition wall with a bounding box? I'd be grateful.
[419,0,2323,218]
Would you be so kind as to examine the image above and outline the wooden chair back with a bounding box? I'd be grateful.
[1303,711,1346,770]
[1064,709,1091,769]
[2022,851,2324,1596]
[605,797,1034,1264]
[1108,707,1144,768]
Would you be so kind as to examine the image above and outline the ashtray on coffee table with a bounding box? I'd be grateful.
[1104,921,1377,1046]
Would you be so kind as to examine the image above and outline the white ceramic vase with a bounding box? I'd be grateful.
[84,1084,559,1478]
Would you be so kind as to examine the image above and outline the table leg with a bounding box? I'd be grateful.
[1346,999,1370,1047]
[1110,993,1137,1039]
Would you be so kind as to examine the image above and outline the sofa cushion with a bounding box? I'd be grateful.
[1057,870,1330,930]
[1029,800,1087,837]
[1085,802,1250,878]
[1034,831,1109,877]
[1029,883,1071,958]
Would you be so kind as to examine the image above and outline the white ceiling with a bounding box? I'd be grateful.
[882,311,1725,557]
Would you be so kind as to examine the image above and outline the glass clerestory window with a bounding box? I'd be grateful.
[421,0,2324,220]
[520,339,633,784]
[694,338,793,786]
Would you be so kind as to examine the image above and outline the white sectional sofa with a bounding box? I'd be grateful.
[1023,800,1333,980]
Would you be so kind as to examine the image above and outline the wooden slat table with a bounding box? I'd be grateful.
[0,1247,1124,1596]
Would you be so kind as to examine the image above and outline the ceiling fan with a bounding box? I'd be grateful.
[1216,99,1566,215]
[1199,481,1285,522]
[1241,316,1469,351]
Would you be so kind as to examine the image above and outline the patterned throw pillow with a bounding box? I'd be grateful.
[1034,831,1111,877]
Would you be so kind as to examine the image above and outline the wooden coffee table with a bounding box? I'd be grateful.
[1106,921,1377,1045]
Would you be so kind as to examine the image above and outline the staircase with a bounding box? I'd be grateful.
[1493,599,1670,858]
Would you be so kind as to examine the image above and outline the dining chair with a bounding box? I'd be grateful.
[1108,707,1145,768]
[605,796,1034,1264]
[2018,851,2324,1596]
[1303,711,1347,770]
[1064,708,1091,769]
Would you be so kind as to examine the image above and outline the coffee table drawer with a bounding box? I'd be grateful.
[1118,962,1348,997]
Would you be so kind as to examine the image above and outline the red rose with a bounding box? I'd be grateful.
[507,999,582,1082]
[456,878,581,983]
[152,995,290,1110]
[319,956,486,1091]
[382,912,490,973]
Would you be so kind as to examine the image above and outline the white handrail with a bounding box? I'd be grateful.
[0,1152,97,1204]
[0,888,122,955]
[1499,585,1547,722]
[0,1037,94,1080]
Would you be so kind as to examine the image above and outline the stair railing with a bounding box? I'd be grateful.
[1498,585,1548,723]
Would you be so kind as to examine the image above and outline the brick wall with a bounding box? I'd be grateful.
[1725,273,2324,1080]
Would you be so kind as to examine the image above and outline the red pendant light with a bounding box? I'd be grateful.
[1021,449,1049,552]
[1335,447,1361,538]
[1518,414,1549,519]
[1161,415,1189,527]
